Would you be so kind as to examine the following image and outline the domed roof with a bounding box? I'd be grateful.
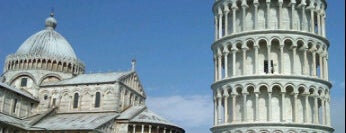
[15,13,77,60]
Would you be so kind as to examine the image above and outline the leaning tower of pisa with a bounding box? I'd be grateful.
[210,0,334,133]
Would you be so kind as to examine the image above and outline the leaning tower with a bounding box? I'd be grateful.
[210,0,333,133]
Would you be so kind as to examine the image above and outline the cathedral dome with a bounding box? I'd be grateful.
[15,13,77,60]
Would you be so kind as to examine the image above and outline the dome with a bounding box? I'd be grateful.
[15,13,77,60]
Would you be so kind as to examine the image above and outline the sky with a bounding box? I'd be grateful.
[0,1,344,133]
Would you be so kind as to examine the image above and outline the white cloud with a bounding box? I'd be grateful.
[147,95,213,133]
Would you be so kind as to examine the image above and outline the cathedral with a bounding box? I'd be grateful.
[0,13,184,133]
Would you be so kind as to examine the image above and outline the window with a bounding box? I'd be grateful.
[13,99,17,113]
[44,95,48,100]
[20,78,27,87]
[264,60,274,74]
[95,92,101,108]
[73,93,79,108]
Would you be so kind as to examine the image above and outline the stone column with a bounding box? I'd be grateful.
[231,93,237,122]
[215,16,219,40]
[253,0,259,30]
[281,92,285,122]
[223,47,230,78]
[132,124,136,133]
[214,55,217,82]
[164,127,167,133]
[280,44,284,74]
[321,96,326,125]
[321,11,326,37]
[293,93,298,122]
[303,47,309,75]
[313,95,319,124]
[223,88,230,123]
[301,0,308,31]
[324,53,329,80]
[326,98,331,126]
[292,45,297,75]
[267,45,272,74]
[242,46,248,75]
[232,2,238,33]
[218,8,223,38]
[231,47,238,77]
[311,50,317,77]
[318,50,324,79]
[278,0,283,29]
[307,2,315,33]
[213,96,217,125]
[254,45,259,75]
[242,93,248,122]
[218,52,223,80]
[141,124,144,133]
[224,4,230,35]
[266,1,270,29]
[303,93,310,123]
[157,126,160,133]
[268,92,272,121]
[255,92,259,121]
[217,90,222,124]
[317,10,322,35]
[241,0,248,31]
[149,125,152,133]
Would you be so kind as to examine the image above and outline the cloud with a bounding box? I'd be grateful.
[147,95,213,133]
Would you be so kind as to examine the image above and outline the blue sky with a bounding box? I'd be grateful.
[0,1,344,133]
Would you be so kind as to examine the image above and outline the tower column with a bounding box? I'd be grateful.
[267,45,272,74]
[242,93,248,122]
[231,93,237,123]
[281,92,285,122]
[241,0,248,31]
[326,98,331,126]
[213,96,217,125]
[321,96,326,125]
[268,92,272,121]
[324,53,329,80]
[223,89,230,123]
[148,125,152,133]
[293,93,298,122]
[223,48,230,78]
[313,95,319,124]
[300,0,307,31]
[231,48,237,77]
[132,125,136,133]
[253,1,259,30]
[303,47,309,75]
[224,5,230,35]
[254,45,259,75]
[292,45,297,75]
[312,50,317,77]
[217,90,222,124]
[308,3,315,33]
[317,10,322,35]
[141,124,145,133]
[232,2,238,34]
[242,47,248,75]
[218,50,223,80]
[278,0,283,29]
[318,49,324,79]
[321,11,326,37]
[215,16,219,40]
[303,93,310,123]
[214,56,218,82]
[218,8,223,38]
[255,92,259,121]
[266,1,270,29]
[280,44,284,74]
